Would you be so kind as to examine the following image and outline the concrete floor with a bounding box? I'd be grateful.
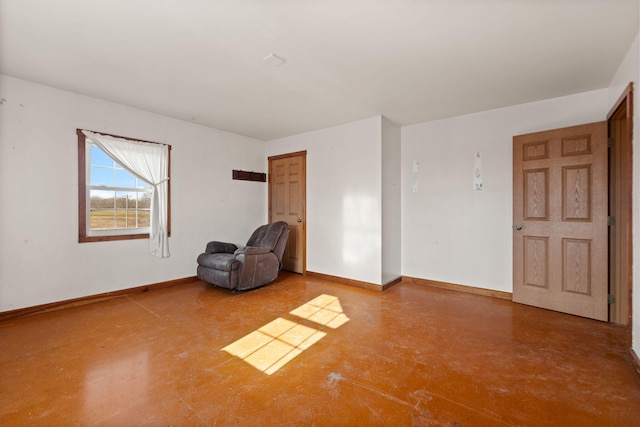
[1,272,639,426]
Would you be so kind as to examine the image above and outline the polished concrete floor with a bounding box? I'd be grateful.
[1,272,640,426]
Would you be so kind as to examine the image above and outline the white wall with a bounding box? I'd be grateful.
[381,118,401,284]
[266,117,383,285]
[0,75,266,312]
[608,33,640,356]
[401,89,609,292]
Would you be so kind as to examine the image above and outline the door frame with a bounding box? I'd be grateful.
[607,83,633,338]
[268,150,307,274]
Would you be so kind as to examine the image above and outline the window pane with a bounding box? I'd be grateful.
[138,192,151,209]
[115,192,130,208]
[91,166,114,187]
[136,178,152,190]
[115,169,136,188]
[90,210,115,229]
[138,210,150,228]
[115,209,128,228]
[127,211,137,228]
[90,190,114,208]
[127,192,137,208]
[90,145,114,167]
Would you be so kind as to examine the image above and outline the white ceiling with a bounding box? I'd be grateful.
[1,0,638,141]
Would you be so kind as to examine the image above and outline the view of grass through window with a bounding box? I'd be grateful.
[89,145,152,230]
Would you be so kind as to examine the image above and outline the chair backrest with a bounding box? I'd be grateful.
[246,222,289,254]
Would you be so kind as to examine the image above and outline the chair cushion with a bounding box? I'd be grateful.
[196,253,239,271]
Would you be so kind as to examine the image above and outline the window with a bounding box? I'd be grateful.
[78,129,171,244]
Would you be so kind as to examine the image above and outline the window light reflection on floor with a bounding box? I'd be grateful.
[222,294,349,375]
[289,294,350,329]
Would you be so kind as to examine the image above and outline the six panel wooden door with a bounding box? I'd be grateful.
[512,122,608,321]
[269,152,306,273]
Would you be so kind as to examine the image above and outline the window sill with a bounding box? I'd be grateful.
[79,233,149,243]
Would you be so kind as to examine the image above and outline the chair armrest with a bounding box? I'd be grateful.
[205,241,238,254]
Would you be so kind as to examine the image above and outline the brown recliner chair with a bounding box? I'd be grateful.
[196,221,290,291]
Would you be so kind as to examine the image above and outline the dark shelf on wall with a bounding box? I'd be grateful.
[233,170,267,182]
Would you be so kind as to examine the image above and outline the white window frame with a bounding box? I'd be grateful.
[86,143,153,237]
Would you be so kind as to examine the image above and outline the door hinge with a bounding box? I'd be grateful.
[608,137,615,148]
[608,294,616,304]
[608,216,615,226]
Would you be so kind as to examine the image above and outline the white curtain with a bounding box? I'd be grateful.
[82,130,170,258]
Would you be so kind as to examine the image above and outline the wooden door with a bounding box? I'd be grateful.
[513,122,608,321]
[269,151,306,273]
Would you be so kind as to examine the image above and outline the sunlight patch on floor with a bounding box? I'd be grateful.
[223,294,349,375]
[289,294,349,329]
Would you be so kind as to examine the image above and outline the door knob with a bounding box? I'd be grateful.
[514,224,522,230]
[297,218,302,223]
